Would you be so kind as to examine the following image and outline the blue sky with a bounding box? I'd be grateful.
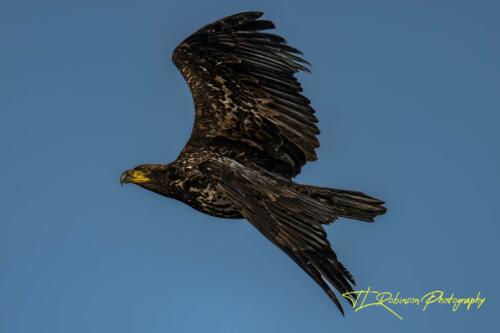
[1,0,499,332]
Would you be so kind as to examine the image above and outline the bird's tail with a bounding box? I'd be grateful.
[298,185,387,222]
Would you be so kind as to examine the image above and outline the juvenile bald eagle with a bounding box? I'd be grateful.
[121,11,386,314]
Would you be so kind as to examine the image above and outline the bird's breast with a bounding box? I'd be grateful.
[184,182,242,219]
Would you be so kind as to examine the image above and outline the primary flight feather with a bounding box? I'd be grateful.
[120,11,387,315]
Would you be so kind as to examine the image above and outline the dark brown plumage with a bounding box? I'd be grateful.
[120,11,387,315]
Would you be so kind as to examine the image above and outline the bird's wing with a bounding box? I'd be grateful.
[201,158,356,315]
[173,11,319,178]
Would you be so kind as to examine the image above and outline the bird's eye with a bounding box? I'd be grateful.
[142,169,151,175]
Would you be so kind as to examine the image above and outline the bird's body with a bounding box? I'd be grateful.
[121,11,387,315]
[149,151,244,219]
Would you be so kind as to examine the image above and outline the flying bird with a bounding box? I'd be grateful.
[120,11,386,315]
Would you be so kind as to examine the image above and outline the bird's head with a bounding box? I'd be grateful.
[120,164,171,190]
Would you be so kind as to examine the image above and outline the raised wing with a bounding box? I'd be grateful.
[173,11,319,178]
[201,158,356,314]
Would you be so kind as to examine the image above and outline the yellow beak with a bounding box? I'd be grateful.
[120,170,151,185]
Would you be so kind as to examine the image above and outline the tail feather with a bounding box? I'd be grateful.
[301,186,387,222]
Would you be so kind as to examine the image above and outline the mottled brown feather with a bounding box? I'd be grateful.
[172,11,319,178]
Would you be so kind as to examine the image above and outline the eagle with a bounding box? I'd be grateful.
[120,11,386,315]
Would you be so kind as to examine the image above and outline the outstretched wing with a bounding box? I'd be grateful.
[201,158,356,314]
[173,11,319,178]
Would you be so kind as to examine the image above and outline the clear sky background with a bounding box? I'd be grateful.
[1,0,499,332]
